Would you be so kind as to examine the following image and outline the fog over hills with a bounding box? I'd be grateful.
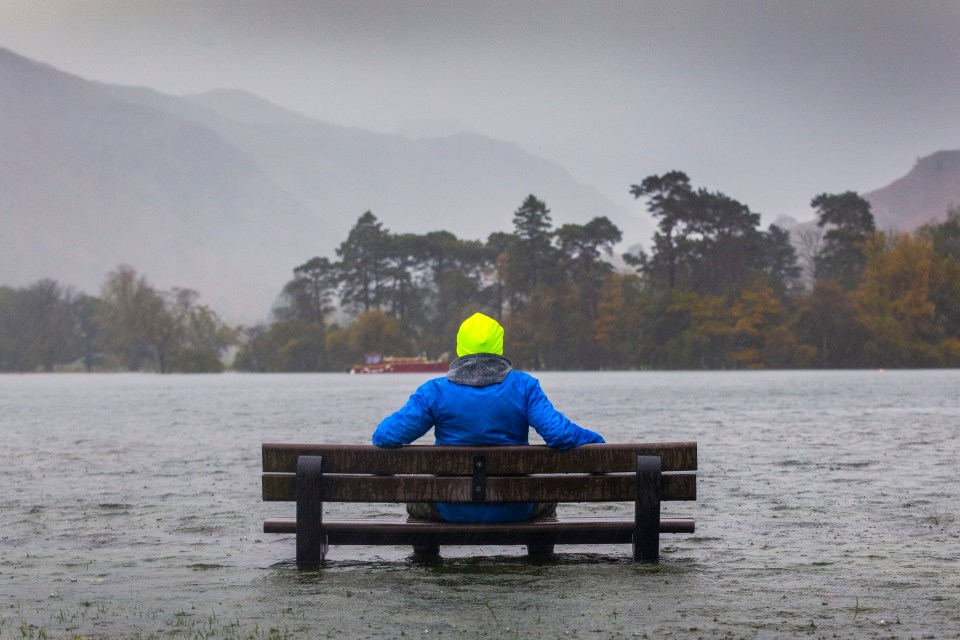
[1,49,334,321]
[777,150,960,252]
[4,44,957,322]
[114,84,645,242]
[1,47,648,321]
[864,150,960,231]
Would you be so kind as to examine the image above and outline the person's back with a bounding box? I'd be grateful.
[372,312,604,523]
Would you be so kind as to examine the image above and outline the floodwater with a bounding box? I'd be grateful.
[1,370,958,639]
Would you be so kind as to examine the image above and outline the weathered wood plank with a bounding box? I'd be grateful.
[263,516,696,543]
[262,472,697,502]
[262,442,697,474]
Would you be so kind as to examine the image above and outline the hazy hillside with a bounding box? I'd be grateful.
[111,85,648,242]
[777,150,960,271]
[0,48,335,321]
[2,47,648,320]
[864,150,960,230]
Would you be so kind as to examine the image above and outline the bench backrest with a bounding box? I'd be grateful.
[262,442,697,504]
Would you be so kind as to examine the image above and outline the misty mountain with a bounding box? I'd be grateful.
[0,48,335,321]
[1,47,647,321]
[109,84,648,242]
[776,150,960,272]
[863,150,960,231]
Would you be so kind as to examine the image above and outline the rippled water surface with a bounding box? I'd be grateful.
[2,370,958,639]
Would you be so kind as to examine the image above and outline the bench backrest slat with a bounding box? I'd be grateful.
[262,472,696,503]
[262,442,697,474]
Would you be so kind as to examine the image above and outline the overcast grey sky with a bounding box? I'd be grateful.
[3,0,960,226]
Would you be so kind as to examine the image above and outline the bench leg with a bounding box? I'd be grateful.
[296,455,327,567]
[633,454,662,563]
[526,543,555,557]
[412,544,440,556]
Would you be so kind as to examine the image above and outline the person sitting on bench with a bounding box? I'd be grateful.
[372,312,605,524]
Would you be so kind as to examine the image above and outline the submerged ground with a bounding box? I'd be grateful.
[2,370,957,638]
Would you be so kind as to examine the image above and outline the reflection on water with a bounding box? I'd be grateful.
[1,370,958,638]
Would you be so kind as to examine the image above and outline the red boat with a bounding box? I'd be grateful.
[351,354,450,374]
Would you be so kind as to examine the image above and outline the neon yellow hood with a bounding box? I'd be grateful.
[456,313,504,357]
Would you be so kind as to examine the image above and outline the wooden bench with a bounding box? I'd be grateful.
[262,442,697,566]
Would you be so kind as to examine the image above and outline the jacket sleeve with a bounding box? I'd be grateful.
[525,379,605,450]
[372,385,436,448]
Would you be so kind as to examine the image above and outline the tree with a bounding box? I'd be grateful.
[796,225,824,284]
[791,281,868,368]
[234,325,275,372]
[631,173,778,296]
[918,208,960,347]
[506,283,581,370]
[504,195,560,307]
[149,288,195,374]
[499,198,624,369]
[181,302,233,356]
[921,206,960,259]
[761,224,803,298]
[855,232,938,366]
[275,320,328,371]
[337,212,392,312]
[811,191,876,289]
[0,289,15,369]
[169,298,234,373]
[98,267,230,372]
[728,283,806,368]
[557,217,622,304]
[483,231,515,319]
[98,265,163,371]
[272,256,339,371]
[277,256,338,326]
[630,171,695,291]
[556,216,623,367]
[593,273,649,368]
[346,310,412,363]
[0,280,83,372]
[665,292,733,369]
[384,232,431,332]
[418,231,489,358]
[73,294,105,372]
[234,320,325,372]
[685,190,766,295]
[20,279,78,371]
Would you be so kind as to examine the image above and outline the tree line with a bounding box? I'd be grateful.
[0,265,234,372]
[3,171,960,372]
[237,173,960,371]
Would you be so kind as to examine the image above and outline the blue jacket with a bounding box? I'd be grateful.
[372,354,605,523]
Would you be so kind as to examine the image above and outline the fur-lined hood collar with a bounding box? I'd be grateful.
[446,353,513,387]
